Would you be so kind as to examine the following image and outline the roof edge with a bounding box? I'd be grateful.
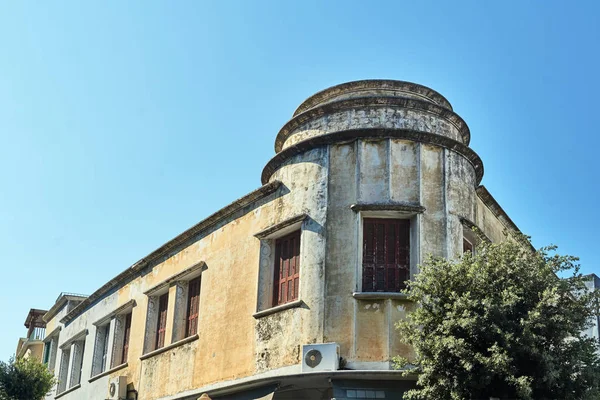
[60,180,282,325]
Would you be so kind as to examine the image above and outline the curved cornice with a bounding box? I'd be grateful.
[276,96,470,153]
[293,79,453,116]
[263,128,484,186]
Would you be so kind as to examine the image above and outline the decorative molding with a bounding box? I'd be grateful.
[92,300,137,327]
[140,334,199,361]
[253,299,305,319]
[144,261,206,296]
[262,129,483,186]
[59,329,88,350]
[458,216,491,243]
[60,180,282,326]
[253,214,308,239]
[293,79,453,116]
[88,362,128,383]
[277,96,470,152]
[352,292,412,301]
[54,384,80,399]
[350,203,425,214]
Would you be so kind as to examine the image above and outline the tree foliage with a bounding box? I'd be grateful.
[395,234,600,400]
[0,357,56,400]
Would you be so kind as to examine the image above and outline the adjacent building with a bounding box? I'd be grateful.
[26,80,522,399]
[15,308,47,361]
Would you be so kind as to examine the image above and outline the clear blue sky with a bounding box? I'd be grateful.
[1,1,598,361]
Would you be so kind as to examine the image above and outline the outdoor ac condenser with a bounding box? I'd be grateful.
[301,342,340,372]
[107,376,127,400]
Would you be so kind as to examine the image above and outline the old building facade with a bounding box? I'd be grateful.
[37,80,517,400]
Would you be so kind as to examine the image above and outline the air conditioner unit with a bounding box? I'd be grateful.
[107,376,127,400]
[301,342,340,372]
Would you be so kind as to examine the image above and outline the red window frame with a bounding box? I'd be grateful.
[362,218,410,292]
[121,312,132,364]
[273,230,301,306]
[155,293,169,350]
[186,277,201,337]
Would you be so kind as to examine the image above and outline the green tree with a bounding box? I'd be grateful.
[0,357,56,400]
[395,234,600,400]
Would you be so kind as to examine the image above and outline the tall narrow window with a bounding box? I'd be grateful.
[57,348,70,394]
[186,277,201,337]
[121,312,132,364]
[273,230,301,306]
[155,293,169,350]
[362,218,410,292]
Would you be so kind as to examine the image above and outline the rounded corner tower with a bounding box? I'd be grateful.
[254,79,486,378]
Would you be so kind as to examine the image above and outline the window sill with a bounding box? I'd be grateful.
[140,334,199,361]
[253,299,305,319]
[352,292,411,301]
[88,362,128,383]
[55,384,81,399]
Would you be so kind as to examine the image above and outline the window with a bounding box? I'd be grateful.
[155,293,169,350]
[273,230,301,306]
[69,339,85,387]
[57,348,70,394]
[463,237,474,254]
[143,261,205,353]
[186,277,201,337]
[362,218,410,292]
[43,329,60,372]
[91,324,110,376]
[120,312,132,364]
[109,311,133,368]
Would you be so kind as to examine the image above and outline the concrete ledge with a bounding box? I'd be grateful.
[352,292,411,301]
[88,362,128,383]
[140,334,199,361]
[350,203,425,214]
[253,300,305,319]
[144,262,207,296]
[55,384,80,399]
[262,129,483,185]
[254,214,308,239]
[93,300,137,326]
[277,95,469,152]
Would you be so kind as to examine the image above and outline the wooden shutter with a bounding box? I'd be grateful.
[463,238,473,253]
[155,293,169,349]
[121,313,132,364]
[362,219,410,292]
[273,230,301,306]
[186,277,201,337]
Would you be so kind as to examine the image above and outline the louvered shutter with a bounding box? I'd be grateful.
[186,277,201,337]
[273,230,301,306]
[155,293,169,349]
[121,313,132,364]
[362,219,410,292]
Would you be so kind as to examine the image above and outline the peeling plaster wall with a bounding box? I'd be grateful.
[283,107,463,150]
[322,137,481,366]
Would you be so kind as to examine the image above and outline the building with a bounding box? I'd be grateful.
[38,80,519,400]
[15,308,48,361]
[583,274,600,343]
